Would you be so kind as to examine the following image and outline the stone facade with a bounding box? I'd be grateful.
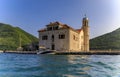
[38,16,89,51]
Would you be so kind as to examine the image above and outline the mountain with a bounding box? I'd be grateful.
[0,23,38,50]
[90,28,120,50]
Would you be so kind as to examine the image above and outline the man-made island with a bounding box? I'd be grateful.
[1,50,120,55]
[38,16,89,52]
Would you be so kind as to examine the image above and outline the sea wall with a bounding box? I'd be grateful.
[55,50,120,55]
[4,51,37,54]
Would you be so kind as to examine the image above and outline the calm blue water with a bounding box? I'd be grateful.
[0,53,120,77]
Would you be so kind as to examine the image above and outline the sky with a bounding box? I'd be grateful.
[0,0,120,38]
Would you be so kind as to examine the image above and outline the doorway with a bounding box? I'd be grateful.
[51,44,55,50]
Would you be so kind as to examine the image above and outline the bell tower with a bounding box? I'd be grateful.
[82,15,89,51]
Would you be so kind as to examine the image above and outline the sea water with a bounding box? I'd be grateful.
[0,53,120,77]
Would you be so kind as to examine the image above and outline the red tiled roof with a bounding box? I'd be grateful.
[38,28,46,32]
[38,21,82,33]
[76,29,82,33]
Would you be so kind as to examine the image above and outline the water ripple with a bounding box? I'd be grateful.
[0,53,120,77]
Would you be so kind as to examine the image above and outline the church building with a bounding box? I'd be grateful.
[38,16,89,52]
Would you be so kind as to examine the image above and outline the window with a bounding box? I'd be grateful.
[73,35,75,40]
[47,26,59,31]
[59,34,65,39]
[42,35,48,40]
[47,27,52,31]
[52,35,54,42]
[55,26,59,30]
[53,26,59,30]
[73,35,78,41]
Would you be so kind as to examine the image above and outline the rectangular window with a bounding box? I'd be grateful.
[73,35,78,41]
[53,26,59,30]
[47,27,52,31]
[73,35,75,40]
[59,34,65,39]
[42,35,48,40]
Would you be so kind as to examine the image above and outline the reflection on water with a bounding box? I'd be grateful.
[0,53,120,77]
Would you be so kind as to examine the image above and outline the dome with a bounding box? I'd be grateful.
[83,17,88,20]
[83,14,89,20]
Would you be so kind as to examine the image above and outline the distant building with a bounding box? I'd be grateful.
[38,16,89,51]
[22,42,39,51]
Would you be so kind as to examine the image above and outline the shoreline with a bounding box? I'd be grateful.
[3,51,37,54]
[55,51,120,55]
[1,50,120,55]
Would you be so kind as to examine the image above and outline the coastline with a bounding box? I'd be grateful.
[3,51,37,54]
[1,50,120,55]
[55,51,120,55]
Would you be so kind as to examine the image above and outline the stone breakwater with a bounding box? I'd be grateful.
[2,50,120,55]
[55,51,120,55]
[3,51,37,54]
